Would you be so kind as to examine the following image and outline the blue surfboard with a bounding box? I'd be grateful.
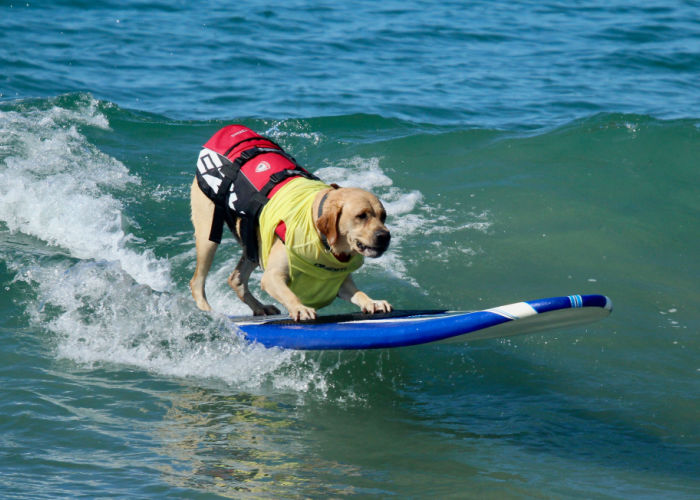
[229,294,612,350]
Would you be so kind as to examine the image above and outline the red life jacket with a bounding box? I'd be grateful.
[195,124,319,262]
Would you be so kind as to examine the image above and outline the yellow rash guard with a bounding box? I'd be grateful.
[259,177,364,309]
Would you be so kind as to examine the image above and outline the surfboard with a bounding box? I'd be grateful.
[229,294,612,350]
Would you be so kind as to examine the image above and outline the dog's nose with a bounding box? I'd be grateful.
[374,229,391,251]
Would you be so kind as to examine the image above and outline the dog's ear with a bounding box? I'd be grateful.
[316,198,342,247]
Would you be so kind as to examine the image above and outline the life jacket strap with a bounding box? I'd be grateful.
[223,136,283,157]
[208,204,237,245]
[260,168,319,197]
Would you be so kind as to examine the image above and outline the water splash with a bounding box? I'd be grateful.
[0,94,170,291]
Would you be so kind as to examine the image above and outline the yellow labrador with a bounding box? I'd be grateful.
[189,135,392,320]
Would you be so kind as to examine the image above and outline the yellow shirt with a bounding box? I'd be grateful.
[259,177,364,309]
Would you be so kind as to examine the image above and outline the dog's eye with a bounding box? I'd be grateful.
[356,212,368,221]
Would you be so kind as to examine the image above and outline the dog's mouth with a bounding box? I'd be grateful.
[354,237,390,258]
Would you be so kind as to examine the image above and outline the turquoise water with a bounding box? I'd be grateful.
[2,1,699,498]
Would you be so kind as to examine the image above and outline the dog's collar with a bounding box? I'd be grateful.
[317,190,332,251]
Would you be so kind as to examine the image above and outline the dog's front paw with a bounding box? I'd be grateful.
[361,299,393,314]
[253,304,282,316]
[289,305,317,322]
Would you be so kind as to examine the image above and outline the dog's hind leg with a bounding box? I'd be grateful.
[190,178,218,311]
[229,256,281,316]
[190,236,217,311]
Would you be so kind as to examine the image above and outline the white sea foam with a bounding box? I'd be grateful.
[264,121,324,146]
[0,96,170,291]
[10,256,334,397]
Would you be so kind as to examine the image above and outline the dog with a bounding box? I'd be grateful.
[189,125,392,321]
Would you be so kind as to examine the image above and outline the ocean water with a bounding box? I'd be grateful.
[1,1,699,498]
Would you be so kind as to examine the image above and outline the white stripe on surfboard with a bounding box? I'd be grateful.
[485,301,537,320]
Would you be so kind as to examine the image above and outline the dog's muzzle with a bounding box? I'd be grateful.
[356,229,391,257]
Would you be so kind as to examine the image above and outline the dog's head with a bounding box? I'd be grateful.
[316,187,390,258]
